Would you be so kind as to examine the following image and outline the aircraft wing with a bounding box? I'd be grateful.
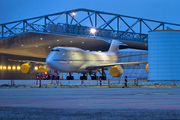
[118,53,148,58]
[8,59,46,65]
[86,61,148,70]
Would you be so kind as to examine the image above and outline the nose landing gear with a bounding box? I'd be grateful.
[98,68,106,80]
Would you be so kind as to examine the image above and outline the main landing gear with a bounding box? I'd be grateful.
[98,68,106,80]
[80,73,87,80]
[90,68,107,80]
[90,73,98,80]
[66,73,74,80]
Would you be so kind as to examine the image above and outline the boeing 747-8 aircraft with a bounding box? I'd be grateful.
[45,40,148,80]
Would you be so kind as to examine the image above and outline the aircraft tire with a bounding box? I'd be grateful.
[99,76,106,80]
[91,76,98,80]
[80,76,87,80]
[103,76,106,80]
[70,76,74,80]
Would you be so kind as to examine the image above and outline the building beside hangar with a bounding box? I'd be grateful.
[148,30,180,81]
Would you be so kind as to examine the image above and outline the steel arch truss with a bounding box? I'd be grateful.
[1,8,180,43]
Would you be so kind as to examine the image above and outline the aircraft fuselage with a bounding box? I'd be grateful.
[46,47,118,73]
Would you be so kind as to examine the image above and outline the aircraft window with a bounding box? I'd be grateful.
[51,49,60,52]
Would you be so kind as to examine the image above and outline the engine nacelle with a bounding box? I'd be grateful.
[20,63,35,74]
[145,64,148,73]
[20,63,30,74]
[110,65,124,77]
[37,66,48,73]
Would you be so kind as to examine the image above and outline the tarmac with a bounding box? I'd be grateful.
[0,88,180,119]
[0,79,180,88]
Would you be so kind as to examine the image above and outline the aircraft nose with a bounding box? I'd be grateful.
[46,59,51,67]
[46,53,55,70]
[46,58,51,68]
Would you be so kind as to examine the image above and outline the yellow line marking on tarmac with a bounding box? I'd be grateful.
[136,93,169,95]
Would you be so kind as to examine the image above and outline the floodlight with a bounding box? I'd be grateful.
[72,12,76,16]
[90,28,96,34]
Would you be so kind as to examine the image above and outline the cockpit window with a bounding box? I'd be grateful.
[51,49,60,52]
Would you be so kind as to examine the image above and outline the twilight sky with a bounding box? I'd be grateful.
[0,0,179,25]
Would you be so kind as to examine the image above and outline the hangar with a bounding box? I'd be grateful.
[0,8,180,80]
[0,32,147,79]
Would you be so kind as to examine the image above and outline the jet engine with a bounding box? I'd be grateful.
[37,66,48,73]
[110,65,124,77]
[20,62,35,74]
[145,64,148,73]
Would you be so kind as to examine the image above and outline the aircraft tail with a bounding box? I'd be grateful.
[108,40,120,53]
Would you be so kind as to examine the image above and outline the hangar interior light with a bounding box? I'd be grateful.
[0,65,22,70]
[8,66,11,70]
[34,66,38,70]
[3,66,6,70]
[12,66,16,70]
[17,66,20,70]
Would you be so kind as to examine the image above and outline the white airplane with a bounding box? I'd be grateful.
[45,40,148,80]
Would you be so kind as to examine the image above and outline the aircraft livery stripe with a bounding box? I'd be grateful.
[53,59,82,61]
[53,59,111,61]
